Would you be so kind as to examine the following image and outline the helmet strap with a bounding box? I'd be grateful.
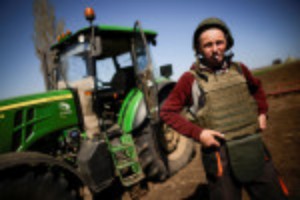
[224,50,234,63]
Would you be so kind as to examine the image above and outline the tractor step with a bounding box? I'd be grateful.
[111,143,133,152]
[116,158,136,169]
[122,172,145,187]
[106,131,144,187]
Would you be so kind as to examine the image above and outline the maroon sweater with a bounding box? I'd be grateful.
[159,63,268,141]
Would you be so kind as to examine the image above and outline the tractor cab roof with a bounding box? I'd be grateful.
[51,25,157,59]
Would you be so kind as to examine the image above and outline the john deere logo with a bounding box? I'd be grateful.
[59,102,72,117]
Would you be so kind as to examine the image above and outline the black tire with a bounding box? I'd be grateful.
[134,120,195,181]
[134,124,168,181]
[161,125,195,176]
[0,152,85,200]
[0,169,78,200]
[158,87,195,176]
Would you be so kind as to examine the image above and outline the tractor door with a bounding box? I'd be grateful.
[132,21,159,123]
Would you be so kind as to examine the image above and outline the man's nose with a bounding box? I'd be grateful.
[212,43,218,52]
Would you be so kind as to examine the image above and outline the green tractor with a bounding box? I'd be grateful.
[0,8,194,199]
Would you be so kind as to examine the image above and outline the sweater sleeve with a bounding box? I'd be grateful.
[240,63,268,114]
[159,72,203,141]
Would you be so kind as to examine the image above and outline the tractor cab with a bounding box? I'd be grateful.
[50,8,168,138]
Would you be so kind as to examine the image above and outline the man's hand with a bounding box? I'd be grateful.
[258,114,267,131]
[199,129,225,148]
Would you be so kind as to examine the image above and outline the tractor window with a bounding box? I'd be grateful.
[148,46,160,79]
[95,52,133,88]
[62,56,87,82]
[135,45,148,72]
[116,52,132,67]
[134,44,160,79]
[59,43,90,83]
[96,58,115,86]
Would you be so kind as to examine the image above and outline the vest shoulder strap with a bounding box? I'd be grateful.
[189,69,208,82]
[231,61,244,75]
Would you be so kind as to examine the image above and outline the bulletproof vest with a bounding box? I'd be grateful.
[190,63,259,140]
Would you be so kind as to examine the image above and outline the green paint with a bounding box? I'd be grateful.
[118,89,143,133]
[107,133,144,186]
[0,90,79,153]
[75,25,157,36]
[155,77,168,83]
[118,80,172,134]
[118,88,137,126]
[123,90,143,133]
[0,90,72,109]
[97,25,157,35]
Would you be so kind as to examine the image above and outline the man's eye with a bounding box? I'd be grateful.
[204,43,212,48]
[216,40,225,45]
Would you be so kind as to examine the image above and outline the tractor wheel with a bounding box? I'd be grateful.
[134,124,168,181]
[160,123,195,175]
[134,121,195,181]
[0,169,79,200]
[158,92,195,176]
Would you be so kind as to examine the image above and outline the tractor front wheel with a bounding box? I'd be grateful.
[0,153,86,200]
[0,170,79,200]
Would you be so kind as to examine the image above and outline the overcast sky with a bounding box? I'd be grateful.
[0,0,299,99]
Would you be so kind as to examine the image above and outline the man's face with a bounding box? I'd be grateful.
[198,28,227,67]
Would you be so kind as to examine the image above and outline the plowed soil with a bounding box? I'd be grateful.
[137,61,300,200]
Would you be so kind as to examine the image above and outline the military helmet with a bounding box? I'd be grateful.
[193,17,234,54]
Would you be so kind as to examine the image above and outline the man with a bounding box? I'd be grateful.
[160,17,288,200]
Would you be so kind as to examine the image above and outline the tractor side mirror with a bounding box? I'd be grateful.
[160,64,173,78]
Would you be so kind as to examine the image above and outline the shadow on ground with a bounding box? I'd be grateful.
[183,184,209,200]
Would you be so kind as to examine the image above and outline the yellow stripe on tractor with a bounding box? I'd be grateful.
[0,94,73,112]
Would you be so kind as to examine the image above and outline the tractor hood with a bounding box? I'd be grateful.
[0,90,79,153]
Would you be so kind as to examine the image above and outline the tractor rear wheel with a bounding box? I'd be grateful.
[134,124,168,181]
[160,123,195,175]
[158,92,195,176]
[134,120,195,181]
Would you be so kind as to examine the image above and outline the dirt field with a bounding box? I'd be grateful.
[135,61,300,200]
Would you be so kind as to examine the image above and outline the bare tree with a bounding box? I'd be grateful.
[32,0,65,90]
